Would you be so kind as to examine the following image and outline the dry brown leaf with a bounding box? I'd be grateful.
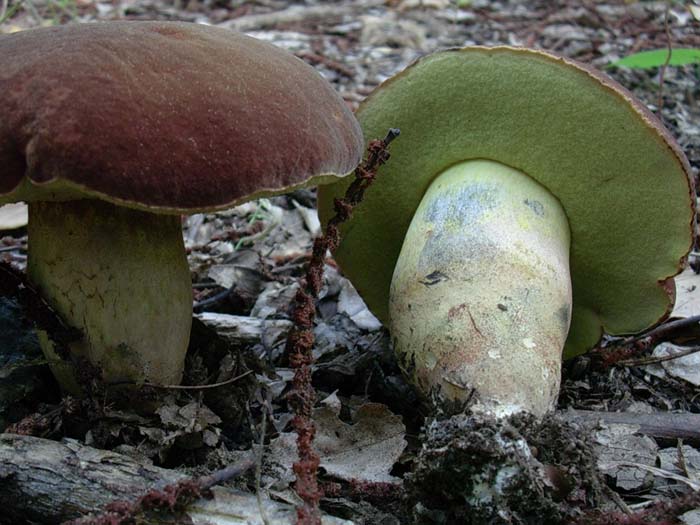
[268,397,406,485]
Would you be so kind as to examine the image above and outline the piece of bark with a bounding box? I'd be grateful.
[0,433,353,525]
[0,433,186,524]
[564,410,700,446]
[195,312,292,348]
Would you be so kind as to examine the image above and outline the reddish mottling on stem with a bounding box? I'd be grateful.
[447,303,467,321]
[284,129,399,525]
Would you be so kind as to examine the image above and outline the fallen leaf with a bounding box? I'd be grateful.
[671,267,700,319]
[337,278,382,331]
[268,401,406,485]
[651,343,700,387]
[595,423,658,491]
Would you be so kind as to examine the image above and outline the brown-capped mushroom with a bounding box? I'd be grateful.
[0,21,363,393]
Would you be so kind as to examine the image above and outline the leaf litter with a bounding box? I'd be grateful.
[1,1,699,523]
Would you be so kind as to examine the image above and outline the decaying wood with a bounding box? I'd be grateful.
[0,433,185,523]
[565,410,700,446]
[0,433,353,525]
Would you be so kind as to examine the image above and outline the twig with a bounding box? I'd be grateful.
[618,345,700,367]
[657,2,673,113]
[193,287,234,311]
[284,128,399,525]
[564,409,700,445]
[603,485,632,516]
[296,51,355,78]
[142,370,254,390]
[635,314,700,346]
[574,489,700,525]
[107,370,254,391]
[592,314,700,367]
[256,402,271,525]
[677,440,690,479]
[196,453,256,491]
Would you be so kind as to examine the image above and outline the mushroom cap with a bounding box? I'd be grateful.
[318,46,694,358]
[0,22,363,212]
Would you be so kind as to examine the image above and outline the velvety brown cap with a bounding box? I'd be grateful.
[0,21,363,212]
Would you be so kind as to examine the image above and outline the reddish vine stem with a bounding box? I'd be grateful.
[285,128,399,525]
[63,453,256,525]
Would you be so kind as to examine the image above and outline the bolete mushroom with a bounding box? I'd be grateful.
[0,22,362,393]
[319,47,693,417]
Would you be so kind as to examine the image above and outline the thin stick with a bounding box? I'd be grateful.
[636,314,700,345]
[565,409,700,445]
[196,454,256,490]
[618,345,700,367]
[594,314,700,367]
[657,2,673,113]
[142,370,254,390]
[255,402,271,525]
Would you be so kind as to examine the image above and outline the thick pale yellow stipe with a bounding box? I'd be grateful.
[28,200,192,393]
[390,160,571,416]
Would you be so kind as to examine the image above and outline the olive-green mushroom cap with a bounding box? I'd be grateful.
[318,46,694,358]
[0,21,363,212]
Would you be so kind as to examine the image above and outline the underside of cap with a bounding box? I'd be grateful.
[0,21,363,212]
[318,46,694,358]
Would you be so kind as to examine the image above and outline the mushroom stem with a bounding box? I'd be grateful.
[27,199,192,394]
[389,160,572,417]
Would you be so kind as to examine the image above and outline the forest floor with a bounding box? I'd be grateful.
[1,1,700,524]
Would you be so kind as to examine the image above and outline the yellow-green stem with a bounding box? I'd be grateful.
[27,199,192,393]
